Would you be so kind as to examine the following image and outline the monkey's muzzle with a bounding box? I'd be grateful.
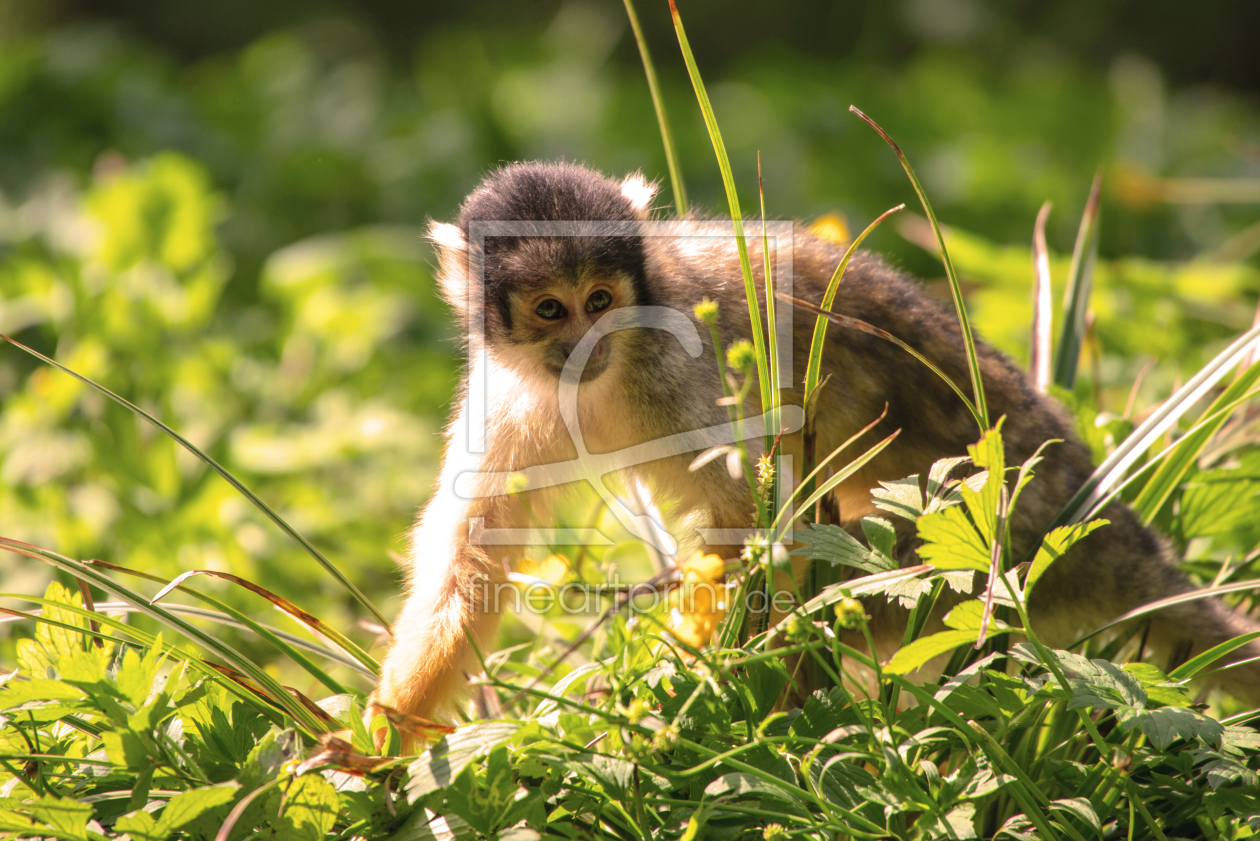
[548,337,610,382]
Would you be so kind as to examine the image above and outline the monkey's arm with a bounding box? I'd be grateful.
[371,406,513,748]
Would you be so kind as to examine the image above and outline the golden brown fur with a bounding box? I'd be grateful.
[371,162,1260,747]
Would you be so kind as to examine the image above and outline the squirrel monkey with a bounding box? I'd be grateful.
[371,161,1260,743]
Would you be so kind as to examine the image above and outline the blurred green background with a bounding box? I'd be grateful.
[2,0,1258,689]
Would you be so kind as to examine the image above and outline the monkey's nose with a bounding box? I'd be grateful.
[561,339,607,360]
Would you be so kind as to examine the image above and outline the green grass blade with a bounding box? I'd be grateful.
[1069,578,1260,649]
[1052,171,1102,391]
[850,106,989,429]
[803,204,905,405]
[0,333,390,631]
[670,0,773,423]
[1031,200,1054,392]
[94,560,374,689]
[1132,360,1260,523]
[789,405,889,509]
[623,0,686,216]
[1055,322,1260,526]
[757,154,782,461]
[37,600,376,679]
[0,595,300,720]
[0,536,328,734]
[778,293,984,430]
[150,566,380,677]
[1168,631,1260,681]
[1067,384,1259,520]
[774,429,900,536]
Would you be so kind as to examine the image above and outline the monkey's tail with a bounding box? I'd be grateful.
[1147,592,1260,705]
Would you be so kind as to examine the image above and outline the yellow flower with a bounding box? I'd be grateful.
[516,553,570,586]
[809,212,850,245]
[670,551,727,648]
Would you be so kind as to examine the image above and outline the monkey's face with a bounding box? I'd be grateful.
[505,274,631,383]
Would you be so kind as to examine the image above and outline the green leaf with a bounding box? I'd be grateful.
[17,583,92,677]
[1063,658,1146,712]
[277,773,339,841]
[0,678,86,708]
[961,423,1006,542]
[886,575,934,609]
[885,629,978,675]
[115,810,162,841]
[917,506,990,572]
[1118,706,1223,751]
[1121,663,1192,707]
[154,784,237,835]
[860,516,897,560]
[1025,519,1110,595]
[791,688,852,740]
[1048,797,1102,837]
[405,721,518,800]
[1175,452,1260,543]
[102,729,152,772]
[944,600,988,631]
[115,639,167,709]
[22,796,94,841]
[791,523,896,573]
[872,475,925,520]
[703,772,804,808]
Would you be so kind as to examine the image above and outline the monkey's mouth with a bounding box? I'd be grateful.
[548,338,610,382]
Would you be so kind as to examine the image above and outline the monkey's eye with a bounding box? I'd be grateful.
[585,289,612,313]
[535,299,566,320]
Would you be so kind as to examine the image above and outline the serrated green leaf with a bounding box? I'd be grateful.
[35,582,91,660]
[1121,663,1191,707]
[860,516,897,560]
[115,810,162,841]
[23,795,93,841]
[944,600,987,631]
[1025,519,1110,595]
[154,784,237,835]
[886,575,934,609]
[872,475,925,520]
[116,640,166,709]
[939,569,976,594]
[961,423,1006,542]
[1118,705,1223,751]
[0,677,86,708]
[917,505,990,572]
[102,729,151,772]
[277,773,339,841]
[792,523,896,573]
[1065,659,1146,712]
[703,772,804,807]
[405,721,518,800]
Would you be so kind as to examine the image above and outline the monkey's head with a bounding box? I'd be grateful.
[428,162,657,384]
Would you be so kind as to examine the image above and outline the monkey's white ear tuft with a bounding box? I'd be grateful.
[428,222,466,251]
[427,221,470,315]
[620,173,657,213]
